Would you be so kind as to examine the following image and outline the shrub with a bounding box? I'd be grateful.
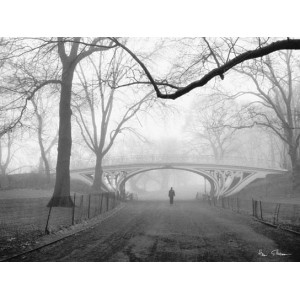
[1,173,55,190]
[1,172,92,195]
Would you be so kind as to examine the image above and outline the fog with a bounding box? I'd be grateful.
[1,37,298,196]
[126,169,209,201]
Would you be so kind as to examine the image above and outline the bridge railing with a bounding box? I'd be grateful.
[102,154,282,169]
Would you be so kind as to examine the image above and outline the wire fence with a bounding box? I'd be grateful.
[196,193,300,232]
[0,192,123,252]
[45,192,122,233]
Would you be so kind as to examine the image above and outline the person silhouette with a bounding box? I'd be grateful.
[168,187,175,205]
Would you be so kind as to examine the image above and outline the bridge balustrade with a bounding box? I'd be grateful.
[101,154,281,169]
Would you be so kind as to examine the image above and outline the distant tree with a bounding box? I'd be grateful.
[30,93,58,182]
[2,53,60,183]
[0,131,13,176]
[128,172,162,193]
[230,50,300,190]
[184,97,239,162]
[0,128,19,188]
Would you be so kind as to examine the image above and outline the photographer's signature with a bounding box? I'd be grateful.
[258,249,291,257]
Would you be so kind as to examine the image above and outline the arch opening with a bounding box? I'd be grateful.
[120,167,216,201]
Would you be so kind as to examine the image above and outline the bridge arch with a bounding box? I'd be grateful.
[70,155,287,198]
[117,166,219,197]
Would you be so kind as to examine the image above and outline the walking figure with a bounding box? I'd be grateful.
[168,187,175,205]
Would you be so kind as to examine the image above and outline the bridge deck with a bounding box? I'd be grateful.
[71,162,286,173]
[70,154,286,173]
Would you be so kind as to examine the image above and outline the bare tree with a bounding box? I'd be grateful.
[230,50,300,190]
[1,50,60,183]
[30,93,58,182]
[184,97,239,162]
[47,38,118,205]
[0,39,61,138]
[0,129,18,188]
[0,131,13,176]
[4,37,300,204]
[73,48,156,191]
[2,38,118,205]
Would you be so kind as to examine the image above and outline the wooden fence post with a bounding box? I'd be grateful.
[273,204,281,225]
[106,193,109,211]
[276,204,281,224]
[45,205,53,234]
[273,204,278,225]
[259,201,263,220]
[80,195,84,221]
[100,193,103,214]
[72,193,76,225]
[98,194,101,215]
[88,194,91,219]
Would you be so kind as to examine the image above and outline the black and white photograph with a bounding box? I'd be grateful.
[1,1,299,299]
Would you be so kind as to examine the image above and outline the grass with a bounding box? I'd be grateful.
[236,172,298,203]
[0,188,119,260]
[222,172,300,232]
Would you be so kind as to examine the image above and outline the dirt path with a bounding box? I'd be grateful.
[11,200,300,261]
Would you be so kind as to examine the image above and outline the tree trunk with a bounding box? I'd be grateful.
[33,99,52,183]
[48,64,74,207]
[268,134,276,168]
[0,167,8,188]
[290,147,300,192]
[92,154,105,192]
[43,157,51,183]
[38,133,51,183]
[281,142,290,169]
[38,157,43,173]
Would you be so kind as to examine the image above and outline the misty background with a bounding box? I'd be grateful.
[1,38,298,199]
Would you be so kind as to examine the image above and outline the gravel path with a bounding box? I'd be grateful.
[12,200,300,261]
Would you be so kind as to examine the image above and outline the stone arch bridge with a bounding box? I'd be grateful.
[70,155,286,198]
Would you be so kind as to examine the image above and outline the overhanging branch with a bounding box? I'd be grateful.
[111,38,300,100]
